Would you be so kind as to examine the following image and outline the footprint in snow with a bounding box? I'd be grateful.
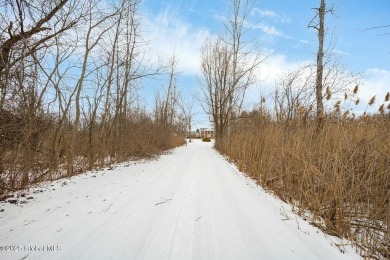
[23,220,35,226]
[103,203,113,213]
[57,228,63,232]
[20,253,30,260]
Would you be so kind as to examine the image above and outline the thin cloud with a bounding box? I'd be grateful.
[213,14,226,23]
[361,68,390,103]
[244,21,292,39]
[143,6,213,76]
[299,39,310,44]
[332,49,352,56]
[244,52,312,109]
[255,8,278,18]
[339,68,390,115]
[252,8,291,24]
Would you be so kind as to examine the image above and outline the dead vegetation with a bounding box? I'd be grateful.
[217,107,390,258]
[0,103,185,193]
[0,0,185,194]
[199,0,389,257]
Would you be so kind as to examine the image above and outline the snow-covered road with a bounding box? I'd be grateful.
[0,140,360,260]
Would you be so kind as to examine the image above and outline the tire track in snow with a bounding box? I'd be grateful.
[0,140,360,260]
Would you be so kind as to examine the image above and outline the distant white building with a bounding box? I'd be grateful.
[199,128,214,139]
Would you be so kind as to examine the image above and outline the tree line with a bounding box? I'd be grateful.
[0,0,185,192]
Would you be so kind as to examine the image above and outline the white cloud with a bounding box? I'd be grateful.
[244,21,292,39]
[258,54,311,87]
[252,8,291,24]
[213,14,226,23]
[143,6,213,76]
[244,52,312,106]
[141,5,390,118]
[258,24,292,39]
[299,39,310,44]
[256,9,278,18]
[357,68,390,114]
[250,62,390,116]
[332,49,352,56]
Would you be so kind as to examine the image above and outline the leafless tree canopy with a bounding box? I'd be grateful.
[200,0,264,143]
[0,0,184,192]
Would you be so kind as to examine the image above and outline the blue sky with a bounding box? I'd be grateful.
[140,0,389,128]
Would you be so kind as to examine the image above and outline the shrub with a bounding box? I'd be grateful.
[202,137,211,142]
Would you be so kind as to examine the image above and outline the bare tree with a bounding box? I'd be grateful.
[0,0,82,109]
[200,0,264,144]
[154,54,179,130]
[199,38,232,142]
[308,1,362,124]
[273,61,360,125]
[224,0,257,140]
[178,95,195,142]
[308,0,335,130]
[66,0,118,175]
[0,0,85,187]
[273,65,316,124]
[0,0,185,193]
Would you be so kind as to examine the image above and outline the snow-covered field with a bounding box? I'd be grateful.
[0,139,360,260]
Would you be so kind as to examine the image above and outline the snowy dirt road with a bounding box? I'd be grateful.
[0,140,360,260]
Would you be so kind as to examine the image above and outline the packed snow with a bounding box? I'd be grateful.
[0,139,360,259]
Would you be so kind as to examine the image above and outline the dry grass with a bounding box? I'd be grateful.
[218,116,390,258]
[0,110,185,193]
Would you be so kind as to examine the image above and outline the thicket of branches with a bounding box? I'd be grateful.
[199,0,390,258]
[0,0,185,193]
[219,82,390,258]
[199,0,264,143]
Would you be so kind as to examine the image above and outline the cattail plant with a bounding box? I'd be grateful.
[217,97,390,258]
[334,100,341,113]
[353,84,359,94]
[355,99,360,105]
[379,104,385,115]
[369,95,376,106]
[343,110,349,118]
[326,86,332,100]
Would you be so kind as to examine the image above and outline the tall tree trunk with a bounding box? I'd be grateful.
[315,0,325,130]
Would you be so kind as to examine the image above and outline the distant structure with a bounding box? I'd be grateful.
[199,128,214,139]
[187,128,215,139]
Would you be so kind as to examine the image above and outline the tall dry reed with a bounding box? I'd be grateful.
[218,115,389,258]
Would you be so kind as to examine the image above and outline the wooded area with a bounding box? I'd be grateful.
[0,0,185,192]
